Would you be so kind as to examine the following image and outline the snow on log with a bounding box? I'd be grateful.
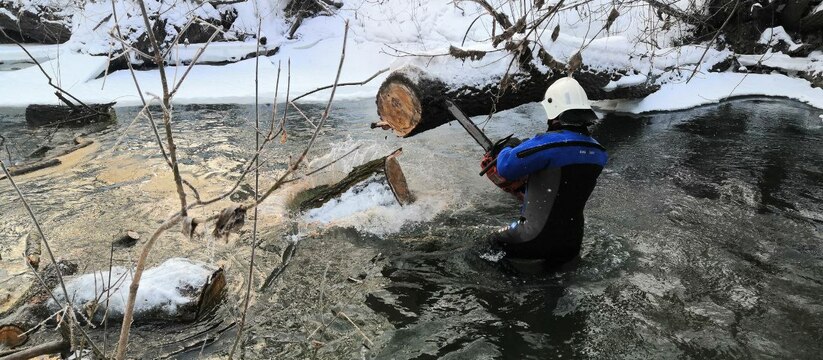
[49,258,225,323]
[375,61,659,138]
[293,148,413,210]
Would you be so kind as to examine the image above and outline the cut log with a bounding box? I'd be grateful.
[0,340,69,360]
[375,62,659,137]
[25,231,41,270]
[25,102,116,127]
[49,258,225,323]
[293,148,413,210]
[112,230,140,249]
[0,324,27,348]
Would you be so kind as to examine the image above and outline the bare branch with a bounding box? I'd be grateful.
[291,67,390,102]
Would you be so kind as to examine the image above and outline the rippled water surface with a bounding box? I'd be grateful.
[0,98,821,359]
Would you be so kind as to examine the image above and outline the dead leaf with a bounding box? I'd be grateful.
[568,51,583,75]
[280,129,288,144]
[551,24,560,42]
[213,205,246,239]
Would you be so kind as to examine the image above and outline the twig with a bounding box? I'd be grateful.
[0,28,95,112]
[686,0,739,83]
[0,161,70,303]
[228,17,263,360]
[289,102,318,129]
[253,21,350,208]
[337,311,373,346]
[291,67,390,102]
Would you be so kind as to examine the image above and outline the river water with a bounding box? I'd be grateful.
[0,98,821,359]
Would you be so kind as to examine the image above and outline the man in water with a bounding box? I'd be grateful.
[481,77,608,272]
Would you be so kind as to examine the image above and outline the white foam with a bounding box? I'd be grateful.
[303,175,443,236]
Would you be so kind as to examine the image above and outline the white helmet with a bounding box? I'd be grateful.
[541,77,592,120]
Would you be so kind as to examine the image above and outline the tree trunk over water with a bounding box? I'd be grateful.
[375,63,658,138]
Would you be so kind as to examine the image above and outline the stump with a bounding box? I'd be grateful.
[293,148,413,210]
[25,102,116,127]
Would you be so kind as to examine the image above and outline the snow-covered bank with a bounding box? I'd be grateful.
[602,72,823,113]
[1,0,823,113]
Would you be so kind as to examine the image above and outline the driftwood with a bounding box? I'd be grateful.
[293,148,413,210]
[374,60,658,137]
[0,340,68,360]
[0,158,60,180]
[0,137,94,180]
[25,102,116,127]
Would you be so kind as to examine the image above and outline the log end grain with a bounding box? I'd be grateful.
[384,150,414,205]
[0,324,28,348]
[376,82,422,137]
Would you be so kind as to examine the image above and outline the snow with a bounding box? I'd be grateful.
[0,0,822,112]
[50,258,217,319]
[758,26,802,52]
[603,72,823,113]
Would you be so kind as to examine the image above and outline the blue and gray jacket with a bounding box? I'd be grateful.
[491,126,608,261]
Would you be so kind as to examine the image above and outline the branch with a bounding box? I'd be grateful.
[0,28,95,112]
[291,67,390,102]
[686,0,738,83]
[462,0,513,28]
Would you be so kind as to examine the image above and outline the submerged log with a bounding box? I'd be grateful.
[0,137,95,180]
[374,60,659,137]
[49,258,224,324]
[25,102,116,127]
[293,148,413,210]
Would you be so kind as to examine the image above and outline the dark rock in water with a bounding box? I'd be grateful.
[25,103,116,128]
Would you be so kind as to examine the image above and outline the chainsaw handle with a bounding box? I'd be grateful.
[479,158,497,176]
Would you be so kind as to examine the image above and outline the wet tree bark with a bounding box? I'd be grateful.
[293,149,412,210]
[25,102,116,127]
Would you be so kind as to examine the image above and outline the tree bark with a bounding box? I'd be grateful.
[293,148,412,210]
[0,340,68,360]
[375,60,658,137]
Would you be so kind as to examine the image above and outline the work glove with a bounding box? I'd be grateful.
[489,136,522,158]
[480,152,526,201]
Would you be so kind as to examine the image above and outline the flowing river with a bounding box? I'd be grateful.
[0,97,821,359]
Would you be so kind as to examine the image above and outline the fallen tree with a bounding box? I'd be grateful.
[374,55,659,137]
